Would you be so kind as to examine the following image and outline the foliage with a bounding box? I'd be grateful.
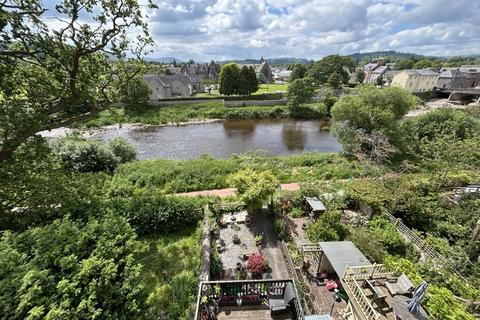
[106,191,205,235]
[218,63,240,95]
[327,72,342,89]
[384,257,476,320]
[122,75,152,106]
[290,64,307,81]
[247,254,265,277]
[0,139,108,230]
[141,227,201,320]
[52,135,137,173]
[287,78,315,108]
[323,93,338,113]
[306,55,356,85]
[413,59,433,69]
[0,216,146,320]
[356,69,366,84]
[228,168,279,214]
[0,0,153,162]
[331,86,419,162]
[351,217,413,263]
[210,248,223,278]
[394,59,415,70]
[238,66,259,95]
[273,217,289,240]
[307,210,349,242]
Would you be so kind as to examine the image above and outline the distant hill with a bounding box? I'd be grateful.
[220,57,310,66]
[348,51,428,62]
[144,57,182,64]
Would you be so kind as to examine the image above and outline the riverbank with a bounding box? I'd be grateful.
[79,101,329,128]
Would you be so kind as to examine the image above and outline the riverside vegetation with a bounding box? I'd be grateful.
[2,80,480,319]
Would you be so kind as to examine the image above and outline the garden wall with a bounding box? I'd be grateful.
[224,99,287,107]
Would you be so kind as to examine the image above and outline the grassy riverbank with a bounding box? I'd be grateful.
[81,101,329,127]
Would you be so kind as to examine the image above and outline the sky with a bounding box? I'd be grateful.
[43,0,480,62]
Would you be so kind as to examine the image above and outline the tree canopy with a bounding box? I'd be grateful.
[228,168,279,214]
[331,86,419,162]
[0,0,154,162]
[290,64,307,81]
[0,216,146,319]
[306,55,356,85]
[286,78,315,108]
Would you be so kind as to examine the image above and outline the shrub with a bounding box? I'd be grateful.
[273,218,289,240]
[52,135,137,173]
[247,254,265,277]
[210,249,223,278]
[108,137,138,163]
[307,210,349,242]
[107,192,205,235]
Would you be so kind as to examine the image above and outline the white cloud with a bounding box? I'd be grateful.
[42,0,479,60]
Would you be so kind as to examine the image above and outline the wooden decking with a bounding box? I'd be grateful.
[217,305,293,320]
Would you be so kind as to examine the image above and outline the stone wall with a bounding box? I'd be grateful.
[224,99,287,107]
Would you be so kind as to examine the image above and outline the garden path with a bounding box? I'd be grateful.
[177,183,300,198]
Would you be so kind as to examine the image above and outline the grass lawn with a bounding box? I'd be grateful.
[138,225,202,320]
[256,83,288,93]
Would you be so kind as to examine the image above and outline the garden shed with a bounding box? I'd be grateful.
[304,197,326,219]
[317,241,370,276]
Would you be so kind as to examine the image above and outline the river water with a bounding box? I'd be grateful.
[93,118,342,160]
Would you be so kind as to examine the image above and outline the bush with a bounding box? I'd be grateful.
[210,249,223,278]
[273,217,289,240]
[307,210,349,242]
[52,135,137,173]
[247,254,265,277]
[107,191,205,235]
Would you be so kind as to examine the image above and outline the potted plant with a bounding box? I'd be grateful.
[254,234,263,246]
[233,234,240,244]
[212,224,220,238]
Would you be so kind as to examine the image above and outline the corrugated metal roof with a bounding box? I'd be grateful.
[305,197,326,212]
[319,241,371,276]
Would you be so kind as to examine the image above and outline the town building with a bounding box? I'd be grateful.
[143,74,205,99]
[460,65,480,73]
[238,57,274,84]
[363,62,391,84]
[272,68,292,82]
[436,68,480,90]
[180,60,221,81]
[391,70,439,93]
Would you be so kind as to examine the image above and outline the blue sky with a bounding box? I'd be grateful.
[43,0,480,61]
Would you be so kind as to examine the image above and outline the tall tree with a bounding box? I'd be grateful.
[0,0,154,162]
[290,64,307,81]
[238,66,250,95]
[286,78,315,108]
[327,72,342,89]
[356,69,366,84]
[306,55,356,85]
[218,63,240,95]
[247,66,259,94]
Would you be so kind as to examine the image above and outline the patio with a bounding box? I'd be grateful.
[215,210,289,280]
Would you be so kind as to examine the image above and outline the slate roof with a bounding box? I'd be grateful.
[403,69,439,76]
[143,74,193,88]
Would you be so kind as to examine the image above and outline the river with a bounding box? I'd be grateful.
[91,118,342,160]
